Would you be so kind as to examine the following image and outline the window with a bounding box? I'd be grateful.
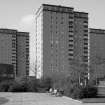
[69,30,73,32]
[26,48,29,51]
[84,47,88,49]
[12,35,16,38]
[83,56,88,58]
[26,41,29,43]
[68,49,73,51]
[51,43,53,48]
[12,39,16,42]
[12,62,16,64]
[51,15,53,19]
[12,56,16,58]
[26,60,29,63]
[84,51,88,53]
[84,42,88,45]
[84,38,88,41]
[84,60,88,62]
[69,21,73,24]
[68,53,73,56]
[84,20,88,23]
[26,70,29,75]
[12,52,16,55]
[12,49,16,51]
[69,28,73,32]
[68,58,73,60]
[26,38,29,40]
[69,39,73,42]
[69,25,73,28]
[84,30,88,32]
[69,35,73,37]
[12,42,16,48]
[84,25,88,28]
[83,56,88,62]
[69,44,73,47]
[26,55,29,59]
[69,15,73,19]
[12,60,16,63]
[61,21,63,24]
[56,16,57,20]
[84,34,88,36]
[26,44,29,47]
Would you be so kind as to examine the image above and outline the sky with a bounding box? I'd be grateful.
[0,0,105,74]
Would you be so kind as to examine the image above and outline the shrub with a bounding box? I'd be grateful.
[49,73,97,99]
[79,86,97,99]
[0,76,53,92]
[41,77,53,91]
[9,77,40,92]
[30,77,53,93]
[50,74,81,99]
[27,77,40,92]
[9,81,28,92]
[70,86,82,99]
[0,80,14,92]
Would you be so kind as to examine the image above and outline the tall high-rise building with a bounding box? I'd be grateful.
[89,28,105,79]
[0,29,29,77]
[36,4,88,79]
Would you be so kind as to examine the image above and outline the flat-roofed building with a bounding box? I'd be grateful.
[36,4,89,79]
[0,29,29,77]
[89,28,105,79]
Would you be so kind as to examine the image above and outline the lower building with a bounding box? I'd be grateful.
[0,64,14,81]
[0,29,29,78]
[89,28,105,79]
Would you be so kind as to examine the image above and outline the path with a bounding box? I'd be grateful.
[0,92,104,105]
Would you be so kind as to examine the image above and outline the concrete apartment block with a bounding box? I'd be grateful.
[0,29,29,77]
[73,12,89,80]
[74,12,88,65]
[17,32,29,77]
[36,4,88,79]
[89,28,105,79]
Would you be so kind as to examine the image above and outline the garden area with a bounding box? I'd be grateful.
[0,74,98,100]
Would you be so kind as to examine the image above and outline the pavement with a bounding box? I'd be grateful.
[0,92,105,105]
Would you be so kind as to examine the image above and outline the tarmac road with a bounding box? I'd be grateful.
[0,92,105,105]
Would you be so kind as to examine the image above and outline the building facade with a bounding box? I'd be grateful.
[36,4,89,79]
[0,64,14,81]
[0,29,29,77]
[89,28,105,79]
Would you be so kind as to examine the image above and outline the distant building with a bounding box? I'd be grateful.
[89,28,105,79]
[0,29,29,77]
[0,64,14,81]
[36,4,89,78]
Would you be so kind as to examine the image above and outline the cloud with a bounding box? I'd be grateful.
[18,14,35,50]
[18,14,35,32]
[21,14,35,25]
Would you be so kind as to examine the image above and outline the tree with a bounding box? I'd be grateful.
[30,60,41,78]
[90,54,105,81]
[69,59,89,87]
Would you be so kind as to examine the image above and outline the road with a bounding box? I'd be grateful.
[0,92,105,105]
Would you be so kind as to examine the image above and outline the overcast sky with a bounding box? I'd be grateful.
[0,0,105,73]
[0,0,105,29]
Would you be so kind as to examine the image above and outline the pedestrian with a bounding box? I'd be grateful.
[49,88,53,93]
[53,88,57,96]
